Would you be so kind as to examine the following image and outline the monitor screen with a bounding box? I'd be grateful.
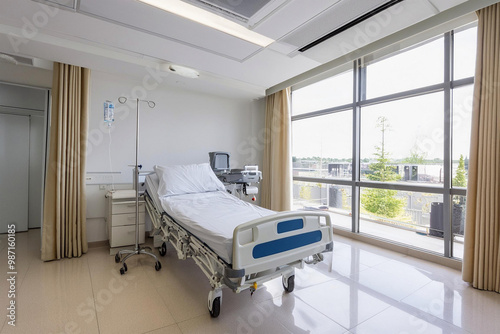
[209,152,230,171]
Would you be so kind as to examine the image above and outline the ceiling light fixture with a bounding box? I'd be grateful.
[137,0,274,47]
[0,53,18,65]
[168,64,200,78]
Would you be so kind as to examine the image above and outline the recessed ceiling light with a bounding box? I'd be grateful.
[0,53,18,65]
[137,0,274,47]
[168,64,200,78]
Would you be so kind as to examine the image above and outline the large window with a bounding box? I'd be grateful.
[452,85,473,188]
[366,37,444,99]
[454,26,478,80]
[292,71,353,116]
[360,93,444,185]
[291,23,477,259]
[293,111,352,179]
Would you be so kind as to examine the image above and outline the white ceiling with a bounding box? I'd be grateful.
[0,0,482,99]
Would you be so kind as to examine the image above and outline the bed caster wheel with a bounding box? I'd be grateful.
[114,253,120,263]
[159,242,167,256]
[119,267,125,275]
[208,289,222,318]
[209,297,220,318]
[282,274,295,293]
[155,261,162,271]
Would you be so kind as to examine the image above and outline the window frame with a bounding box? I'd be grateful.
[291,23,477,259]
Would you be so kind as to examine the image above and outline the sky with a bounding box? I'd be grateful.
[292,26,477,162]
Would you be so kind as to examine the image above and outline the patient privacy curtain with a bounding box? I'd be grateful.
[41,63,90,261]
[462,3,500,292]
[261,88,292,211]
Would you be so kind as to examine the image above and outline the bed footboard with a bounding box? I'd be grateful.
[232,211,333,274]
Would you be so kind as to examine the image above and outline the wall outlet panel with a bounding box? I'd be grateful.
[85,173,117,185]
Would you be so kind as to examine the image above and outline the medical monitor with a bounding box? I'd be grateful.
[209,152,230,172]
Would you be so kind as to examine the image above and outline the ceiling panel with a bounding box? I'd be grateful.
[427,0,468,12]
[0,0,487,99]
[78,0,261,61]
[185,0,273,20]
[254,0,343,40]
[301,0,438,63]
[32,0,77,10]
[281,0,390,53]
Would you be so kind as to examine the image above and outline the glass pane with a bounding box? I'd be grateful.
[452,195,466,259]
[454,26,478,80]
[292,70,353,115]
[292,111,352,179]
[360,188,444,255]
[452,85,473,188]
[360,92,444,185]
[293,181,352,230]
[366,37,444,99]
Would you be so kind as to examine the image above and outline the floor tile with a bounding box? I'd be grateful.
[294,278,390,330]
[350,305,471,334]
[334,246,393,268]
[89,251,176,334]
[177,300,293,334]
[143,324,183,334]
[355,261,432,301]
[323,250,371,280]
[402,280,500,333]
[2,256,99,334]
[257,293,348,334]
[3,229,499,334]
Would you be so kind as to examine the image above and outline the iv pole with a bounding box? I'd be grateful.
[114,97,161,274]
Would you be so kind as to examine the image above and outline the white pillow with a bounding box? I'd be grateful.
[154,163,225,197]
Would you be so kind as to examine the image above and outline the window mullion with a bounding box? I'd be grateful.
[443,31,453,257]
[352,59,363,233]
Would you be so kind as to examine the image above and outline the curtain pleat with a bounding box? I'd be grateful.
[462,3,500,293]
[261,88,292,211]
[41,63,89,261]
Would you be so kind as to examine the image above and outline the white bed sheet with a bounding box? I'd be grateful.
[145,174,274,263]
[160,191,274,263]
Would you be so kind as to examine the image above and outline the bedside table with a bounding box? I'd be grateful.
[106,190,146,248]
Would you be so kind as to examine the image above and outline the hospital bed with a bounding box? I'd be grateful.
[142,163,333,317]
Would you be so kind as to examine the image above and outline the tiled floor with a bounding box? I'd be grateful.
[0,229,499,334]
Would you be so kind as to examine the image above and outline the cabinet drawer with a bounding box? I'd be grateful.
[111,212,145,227]
[112,201,145,215]
[110,224,145,248]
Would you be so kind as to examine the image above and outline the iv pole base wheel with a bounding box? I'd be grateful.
[117,247,160,274]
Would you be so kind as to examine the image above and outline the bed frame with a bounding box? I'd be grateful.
[143,190,333,318]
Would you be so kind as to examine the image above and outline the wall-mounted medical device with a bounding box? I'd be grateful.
[104,100,114,126]
[209,152,262,201]
[209,151,230,173]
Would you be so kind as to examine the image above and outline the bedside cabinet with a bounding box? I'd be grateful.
[106,190,146,248]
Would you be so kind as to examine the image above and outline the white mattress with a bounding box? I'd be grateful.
[145,174,274,263]
[145,173,163,211]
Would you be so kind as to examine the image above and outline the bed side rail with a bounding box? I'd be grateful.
[232,211,333,273]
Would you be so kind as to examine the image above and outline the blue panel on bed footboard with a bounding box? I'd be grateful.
[252,231,322,259]
[277,219,304,234]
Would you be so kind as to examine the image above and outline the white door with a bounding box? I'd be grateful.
[0,113,29,232]
[29,115,45,228]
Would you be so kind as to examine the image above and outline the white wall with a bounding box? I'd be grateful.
[0,63,52,88]
[86,71,266,242]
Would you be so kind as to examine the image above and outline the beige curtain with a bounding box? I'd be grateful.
[41,63,90,261]
[261,88,292,211]
[462,4,500,292]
